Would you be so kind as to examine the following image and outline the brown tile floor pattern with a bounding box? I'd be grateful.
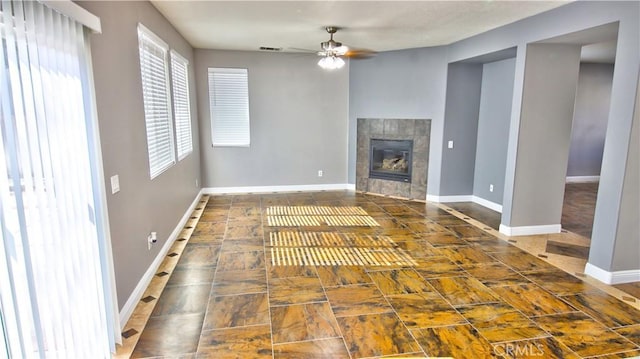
[122,191,640,358]
[445,202,502,231]
[447,181,597,241]
[447,182,599,240]
[443,182,640,301]
[562,182,599,239]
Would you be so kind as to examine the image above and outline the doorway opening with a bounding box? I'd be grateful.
[554,24,618,261]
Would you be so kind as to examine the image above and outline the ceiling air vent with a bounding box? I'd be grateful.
[259,46,282,52]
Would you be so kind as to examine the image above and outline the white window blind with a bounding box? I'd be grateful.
[208,68,251,147]
[170,50,193,160]
[138,24,176,178]
[0,0,115,356]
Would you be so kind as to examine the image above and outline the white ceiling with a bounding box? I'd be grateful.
[150,1,573,53]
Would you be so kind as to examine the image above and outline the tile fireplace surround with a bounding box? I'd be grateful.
[356,118,430,200]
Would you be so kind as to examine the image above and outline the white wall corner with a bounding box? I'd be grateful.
[426,194,440,202]
[118,189,204,329]
[499,223,561,236]
[203,183,353,194]
[499,224,513,236]
[585,263,640,285]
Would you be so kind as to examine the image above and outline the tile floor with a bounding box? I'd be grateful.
[562,182,598,239]
[445,202,501,231]
[447,182,599,262]
[445,183,640,302]
[121,191,640,359]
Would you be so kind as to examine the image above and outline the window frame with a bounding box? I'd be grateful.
[169,50,193,161]
[137,23,176,179]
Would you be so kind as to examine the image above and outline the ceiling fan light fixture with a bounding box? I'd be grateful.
[334,45,349,55]
[315,26,369,70]
[318,55,345,70]
[321,40,341,51]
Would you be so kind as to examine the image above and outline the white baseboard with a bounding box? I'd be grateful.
[499,223,561,236]
[566,176,600,183]
[118,189,204,329]
[470,196,503,213]
[203,183,354,194]
[585,263,640,285]
[426,194,473,203]
[426,194,502,213]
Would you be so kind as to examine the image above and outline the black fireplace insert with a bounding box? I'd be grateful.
[369,139,413,183]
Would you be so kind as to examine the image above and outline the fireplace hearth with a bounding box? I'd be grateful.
[369,139,413,183]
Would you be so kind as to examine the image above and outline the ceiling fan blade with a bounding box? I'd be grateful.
[289,47,318,53]
[344,48,377,59]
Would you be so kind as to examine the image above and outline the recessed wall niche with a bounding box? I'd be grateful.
[356,118,430,200]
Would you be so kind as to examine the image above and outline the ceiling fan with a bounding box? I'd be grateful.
[315,26,376,70]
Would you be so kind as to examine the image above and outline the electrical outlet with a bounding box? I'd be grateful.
[110,175,120,194]
[318,170,323,177]
[147,232,157,250]
[489,184,494,192]
[447,140,454,149]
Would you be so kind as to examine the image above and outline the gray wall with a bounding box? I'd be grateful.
[567,63,613,177]
[348,47,449,197]
[440,63,483,196]
[590,10,639,272]
[473,58,516,205]
[78,1,201,309]
[509,44,582,227]
[442,1,639,276]
[608,77,639,271]
[445,3,639,275]
[194,50,348,188]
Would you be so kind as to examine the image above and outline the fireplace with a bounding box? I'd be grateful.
[357,119,430,199]
[369,139,413,183]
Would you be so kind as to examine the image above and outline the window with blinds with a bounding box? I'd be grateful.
[138,24,176,178]
[208,68,251,147]
[170,51,193,160]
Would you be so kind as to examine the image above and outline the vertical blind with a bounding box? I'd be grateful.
[208,68,250,147]
[137,24,175,179]
[170,50,192,160]
[0,0,112,357]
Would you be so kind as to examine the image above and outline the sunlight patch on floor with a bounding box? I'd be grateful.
[269,231,416,266]
[266,206,380,226]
